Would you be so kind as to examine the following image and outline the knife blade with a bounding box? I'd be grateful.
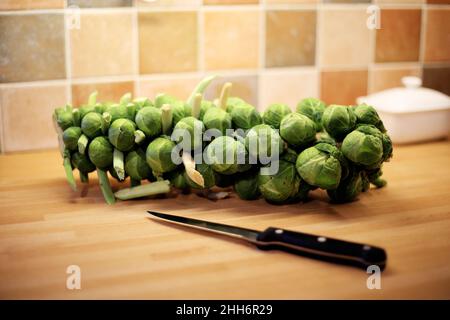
[148,211,387,271]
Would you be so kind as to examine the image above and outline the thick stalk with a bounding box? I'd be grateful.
[72,109,81,127]
[114,180,170,200]
[219,82,232,111]
[113,149,125,181]
[88,91,98,106]
[182,151,204,188]
[120,92,132,105]
[102,112,112,128]
[80,171,89,184]
[186,75,217,107]
[63,150,77,191]
[77,134,89,154]
[97,168,115,205]
[134,130,146,144]
[161,104,173,135]
[191,93,202,119]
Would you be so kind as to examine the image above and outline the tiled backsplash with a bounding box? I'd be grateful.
[0,0,449,152]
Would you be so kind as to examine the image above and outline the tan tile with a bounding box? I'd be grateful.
[265,10,316,68]
[204,0,258,4]
[320,69,368,105]
[70,12,134,78]
[137,0,200,5]
[0,14,66,83]
[266,0,317,3]
[204,10,259,70]
[0,0,64,10]
[68,0,132,7]
[139,12,198,74]
[424,9,450,63]
[259,69,319,111]
[370,65,421,93]
[320,9,370,67]
[0,84,68,152]
[375,9,421,63]
[138,75,203,101]
[204,75,258,107]
[423,66,450,95]
[71,81,135,106]
[324,0,370,2]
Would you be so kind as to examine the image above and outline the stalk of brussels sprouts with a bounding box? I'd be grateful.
[62,148,77,191]
[114,180,170,200]
[280,113,316,149]
[258,160,300,204]
[296,98,326,132]
[62,127,82,151]
[322,105,357,141]
[353,104,386,133]
[146,136,178,175]
[234,169,260,200]
[135,106,162,138]
[205,136,249,175]
[262,103,292,129]
[81,112,108,139]
[245,124,284,165]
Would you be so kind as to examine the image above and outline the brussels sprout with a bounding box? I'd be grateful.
[341,125,392,168]
[155,93,178,109]
[78,105,95,119]
[296,143,347,190]
[62,126,82,151]
[322,105,356,141]
[230,103,261,130]
[203,107,232,135]
[199,100,216,121]
[108,119,137,152]
[234,170,260,200]
[166,169,189,191]
[366,167,387,188]
[353,104,386,132]
[103,103,130,122]
[262,103,292,129]
[316,131,336,146]
[206,136,248,175]
[226,97,246,113]
[281,147,298,163]
[109,164,128,182]
[173,116,205,151]
[296,98,326,132]
[171,100,192,126]
[133,97,153,109]
[184,163,215,189]
[327,168,364,203]
[125,149,153,182]
[214,173,234,188]
[245,124,284,164]
[146,137,178,174]
[258,160,300,204]
[54,106,74,130]
[71,151,96,174]
[135,106,162,138]
[88,136,113,169]
[81,112,107,138]
[279,113,316,148]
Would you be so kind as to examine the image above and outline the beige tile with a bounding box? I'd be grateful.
[139,12,198,74]
[0,84,68,152]
[265,10,316,68]
[259,69,319,111]
[204,0,258,4]
[204,10,259,70]
[0,14,66,83]
[71,81,135,106]
[266,0,317,3]
[320,9,370,67]
[204,75,258,107]
[67,0,132,7]
[370,65,421,93]
[321,69,368,105]
[0,0,64,10]
[137,0,200,5]
[70,12,134,78]
[424,9,450,63]
[138,75,203,101]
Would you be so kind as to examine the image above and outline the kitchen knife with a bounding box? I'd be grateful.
[148,211,387,271]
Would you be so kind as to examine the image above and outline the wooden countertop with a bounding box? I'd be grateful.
[0,141,449,299]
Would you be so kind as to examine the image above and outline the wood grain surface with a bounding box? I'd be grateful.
[0,141,449,299]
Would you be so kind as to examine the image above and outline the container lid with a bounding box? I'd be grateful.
[357,76,450,114]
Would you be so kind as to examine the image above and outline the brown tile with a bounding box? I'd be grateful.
[259,69,319,111]
[204,0,258,4]
[370,65,421,93]
[0,14,66,83]
[137,0,200,6]
[138,75,202,101]
[424,9,450,63]
[204,75,258,107]
[375,9,421,63]
[427,0,450,4]
[0,0,64,10]
[0,84,68,152]
[139,12,198,74]
[320,70,368,105]
[204,10,259,70]
[376,0,423,3]
[320,8,370,67]
[70,12,134,78]
[423,66,450,95]
[266,10,316,68]
[71,81,135,106]
[67,0,132,7]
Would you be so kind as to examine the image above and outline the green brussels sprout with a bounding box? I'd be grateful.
[341,125,392,168]
[154,93,178,109]
[94,102,107,115]
[78,105,95,119]
[125,149,153,181]
[296,143,347,190]
[279,113,316,148]
[199,100,216,121]
[103,103,131,122]
[296,98,326,132]
[214,173,234,188]
[62,126,82,151]
[54,106,74,130]
[230,103,261,130]
[184,163,216,190]
[226,97,246,113]
[234,170,260,200]
[109,165,128,182]
[327,168,364,203]
[203,106,232,135]
[88,136,113,169]
[166,169,189,190]
[262,103,292,129]
[258,160,300,204]
[366,167,387,188]
[146,136,178,174]
[173,116,205,151]
[71,152,96,173]
[353,104,386,132]
[81,112,107,138]
[281,147,298,163]
[135,106,162,138]
[108,119,136,152]
[322,105,357,141]
[245,124,284,164]
[206,136,248,175]
[316,131,336,146]
[133,97,153,109]
[171,101,191,126]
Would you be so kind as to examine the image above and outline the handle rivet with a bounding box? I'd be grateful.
[275,229,283,235]
[318,236,327,243]
[363,245,371,251]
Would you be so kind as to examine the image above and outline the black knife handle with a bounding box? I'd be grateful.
[256,227,387,271]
